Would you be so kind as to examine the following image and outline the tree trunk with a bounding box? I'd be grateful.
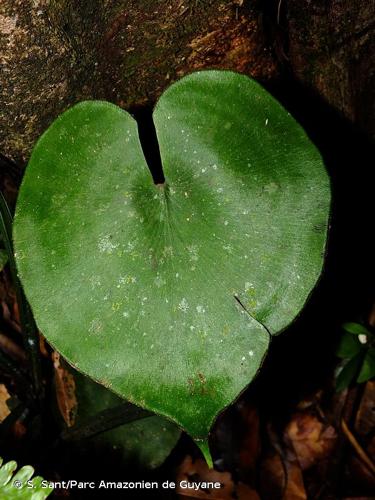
[0,0,374,175]
[0,0,277,167]
[286,0,375,140]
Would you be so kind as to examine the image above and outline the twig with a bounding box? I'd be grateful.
[341,418,375,477]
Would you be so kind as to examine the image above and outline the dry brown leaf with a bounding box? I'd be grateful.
[39,334,49,358]
[0,383,11,422]
[355,381,375,438]
[260,453,285,498]
[236,483,260,500]
[284,460,308,500]
[260,452,307,500]
[342,497,375,499]
[52,351,77,427]
[177,456,259,499]
[285,413,337,470]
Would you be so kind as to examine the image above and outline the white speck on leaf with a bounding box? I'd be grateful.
[178,298,189,313]
[187,245,199,262]
[154,275,166,288]
[98,235,118,254]
[89,319,102,334]
[89,275,101,289]
[264,182,279,194]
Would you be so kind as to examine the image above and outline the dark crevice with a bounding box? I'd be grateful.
[132,107,165,185]
[233,295,272,339]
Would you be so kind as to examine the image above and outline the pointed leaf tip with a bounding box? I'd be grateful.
[196,439,213,469]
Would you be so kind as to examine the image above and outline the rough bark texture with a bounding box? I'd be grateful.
[0,0,277,167]
[286,0,375,139]
[0,0,374,176]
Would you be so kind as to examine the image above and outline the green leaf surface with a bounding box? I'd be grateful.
[336,353,364,392]
[71,367,181,469]
[0,456,53,499]
[13,71,330,447]
[343,322,371,336]
[357,348,375,384]
[336,332,363,359]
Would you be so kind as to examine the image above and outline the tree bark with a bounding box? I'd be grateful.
[286,0,375,139]
[0,0,374,178]
[0,0,277,167]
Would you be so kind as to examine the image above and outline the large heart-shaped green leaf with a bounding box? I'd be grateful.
[13,71,330,460]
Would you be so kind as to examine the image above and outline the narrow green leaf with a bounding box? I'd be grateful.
[357,348,375,384]
[336,332,363,359]
[342,322,371,336]
[336,353,363,392]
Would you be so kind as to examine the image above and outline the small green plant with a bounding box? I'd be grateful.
[336,321,375,391]
[13,70,331,463]
[0,456,53,499]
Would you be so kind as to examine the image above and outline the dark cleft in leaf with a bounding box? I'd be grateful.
[13,70,330,461]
